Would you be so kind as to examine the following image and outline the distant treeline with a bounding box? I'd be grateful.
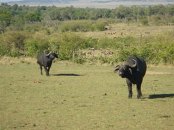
[0,3,174,32]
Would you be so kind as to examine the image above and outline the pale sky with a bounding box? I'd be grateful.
[0,0,22,2]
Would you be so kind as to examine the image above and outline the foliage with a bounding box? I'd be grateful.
[0,4,174,32]
[25,34,49,56]
[0,30,174,64]
[60,20,107,32]
[58,32,86,60]
[0,31,27,56]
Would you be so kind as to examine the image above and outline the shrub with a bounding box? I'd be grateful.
[60,20,91,32]
[0,42,9,56]
[60,20,107,32]
[0,31,28,56]
[160,44,174,64]
[140,17,149,25]
[25,39,49,56]
[74,56,86,64]
[58,32,86,60]
[0,25,174,65]
[83,37,98,49]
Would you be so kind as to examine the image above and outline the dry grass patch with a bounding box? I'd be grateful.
[0,56,36,65]
[77,24,174,39]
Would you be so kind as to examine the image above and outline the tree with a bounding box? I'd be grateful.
[0,11,12,32]
[25,10,42,23]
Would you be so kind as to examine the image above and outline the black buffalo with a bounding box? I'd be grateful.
[114,56,147,99]
[37,52,58,76]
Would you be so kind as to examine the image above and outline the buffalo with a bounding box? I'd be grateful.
[37,51,58,76]
[114,56,147,99]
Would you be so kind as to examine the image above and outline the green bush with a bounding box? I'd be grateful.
[58,32,86,60]
[74,56,86,64]
[0,42,9,56]
[84,37,98,48]
[60,20,107,32]
[0,27,174,65]
[0,31,28,56]
[25,39,49,56]
[160,44,174,64]
[140,17,149,25]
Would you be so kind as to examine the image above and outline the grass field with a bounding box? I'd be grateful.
[0,59,174,130]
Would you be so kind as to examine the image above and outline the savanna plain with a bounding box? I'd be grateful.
[0,58,174,130]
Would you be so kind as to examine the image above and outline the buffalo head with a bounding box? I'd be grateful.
[46,52,58,60]
[114,59,137,78]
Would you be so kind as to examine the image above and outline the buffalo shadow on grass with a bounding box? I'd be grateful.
[51,73,83,77]
[148,94,174,99]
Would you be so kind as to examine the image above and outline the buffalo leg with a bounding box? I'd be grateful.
[136,81,142,99]
[126,79,133,98]
[39,65,43,75]
[47,67,50,75]
[44,66,49,76]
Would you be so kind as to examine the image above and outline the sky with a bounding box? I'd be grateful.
[1,0,22,2]
[1,0,174,9]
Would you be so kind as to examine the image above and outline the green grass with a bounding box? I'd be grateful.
[0,61,174,130]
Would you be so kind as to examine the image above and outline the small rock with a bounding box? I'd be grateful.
[103,93,107,96]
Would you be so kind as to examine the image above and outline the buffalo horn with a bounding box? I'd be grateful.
[129,59,137,68]
[124,59,137,68]
[46,51,52,56]
[115,65,120,71]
